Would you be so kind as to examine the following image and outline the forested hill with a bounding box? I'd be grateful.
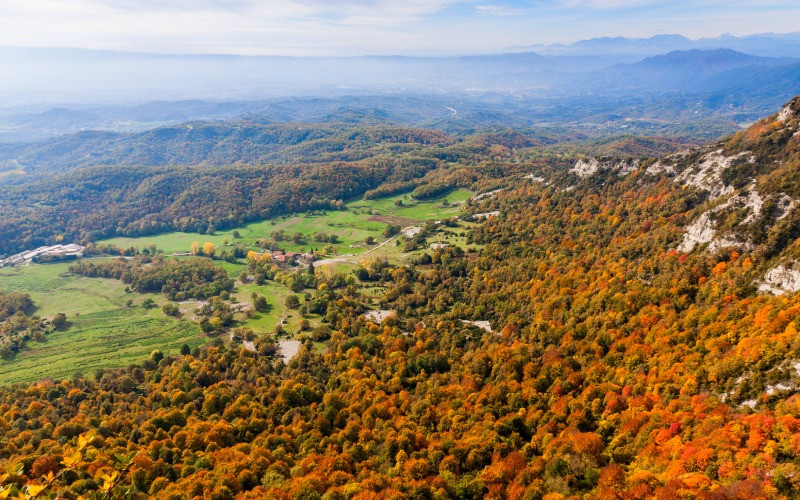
[0,123,454,184]
[0,120,700,256]
[2,97,800,498]
[0,116,725,186]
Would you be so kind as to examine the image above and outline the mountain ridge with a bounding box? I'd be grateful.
[570,96,800,294]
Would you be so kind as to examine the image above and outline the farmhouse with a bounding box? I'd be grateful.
[0,244,85,267]
[267,250,315,266]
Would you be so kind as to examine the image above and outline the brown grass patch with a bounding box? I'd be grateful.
[367,215,421,226]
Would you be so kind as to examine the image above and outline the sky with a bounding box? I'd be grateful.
[1,0,799,56]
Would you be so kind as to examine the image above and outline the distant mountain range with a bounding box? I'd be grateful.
[0,33,798,142]
[512,32,800,58]
[589,49,799,92]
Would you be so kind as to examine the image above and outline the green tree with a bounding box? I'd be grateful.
[52,312,68,329]
[285,295,300,309]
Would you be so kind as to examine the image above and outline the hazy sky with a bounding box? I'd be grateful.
[1,0,799,56]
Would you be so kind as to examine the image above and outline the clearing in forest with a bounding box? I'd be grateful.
[0,261,204,384]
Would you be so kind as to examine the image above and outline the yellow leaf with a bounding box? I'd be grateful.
[77,431,95,450]
[62,451,81,467]
[24,484,45,497]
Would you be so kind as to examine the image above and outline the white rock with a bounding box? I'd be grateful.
[645,160,675,176]
[678,212,716,253]
[775,194,796,220]
[523,174,545,182]
[777,104,793,123]
[766,383,793,395]
[707,235,753,253]
[363,310,395,323]
[461,320,494,333]
[570,158,639,179]
[759,264,800,295]
[678,184,765,253]
[674,149,753,201]
[571,158,599,178]
[614,159,640,175]
[472,189,503,201]
[740,186,764,225]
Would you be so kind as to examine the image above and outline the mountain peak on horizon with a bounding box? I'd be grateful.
[512,31,800,59]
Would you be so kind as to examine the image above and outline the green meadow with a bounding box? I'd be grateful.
[99,189,473,255]
[0,261,204,385]
[234,281,321,335]
[0,188,476,384]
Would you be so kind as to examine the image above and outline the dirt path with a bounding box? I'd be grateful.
[314,227,419,266]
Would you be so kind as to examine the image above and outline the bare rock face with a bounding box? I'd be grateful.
[775,97,800,136]
[678,212,716,253]
[777,103,793,123]
[566,99,800,261]
[759,264,800,295]
[677,184,763,253]
[674,149,753,201]
[570,158,639,179]
[571,158,599,178]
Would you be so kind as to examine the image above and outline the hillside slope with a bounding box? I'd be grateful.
[3,99,800,498]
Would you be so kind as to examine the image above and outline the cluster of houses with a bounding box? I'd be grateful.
[0,244,85,267]
[269,250,315,265]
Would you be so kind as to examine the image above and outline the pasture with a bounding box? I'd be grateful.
[0,188,477,383]
[98,188,473,255]
[0,261,204,384]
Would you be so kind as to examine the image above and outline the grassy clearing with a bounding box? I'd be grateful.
[98,188,473,255]
[0,160,26,181]
[0,261,204,385]
[100,210,384,256]
[175,258,320,336]
[0,258,317,383]
[0,309,202,385]
[351,189,472,221]
[0,188,476,383]
[233,281,321,335]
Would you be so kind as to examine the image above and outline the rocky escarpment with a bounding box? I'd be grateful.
[570,157,639,178]
[759,263,800,295]
[571,96,800,294]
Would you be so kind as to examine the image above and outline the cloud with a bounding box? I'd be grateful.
[86,0,462,23]
[0,0,798,56]
[474,4,527,16]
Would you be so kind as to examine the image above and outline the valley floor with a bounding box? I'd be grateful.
[0,188,477,384]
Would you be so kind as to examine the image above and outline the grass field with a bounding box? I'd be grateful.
[350,189,471,221]
[0,188,476,384]
[234,281,321,335]
[99,189,473,255]
[0,160,26,181]
[0,309,202,385]
[0,258,316,384]
[0,261,205,385]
